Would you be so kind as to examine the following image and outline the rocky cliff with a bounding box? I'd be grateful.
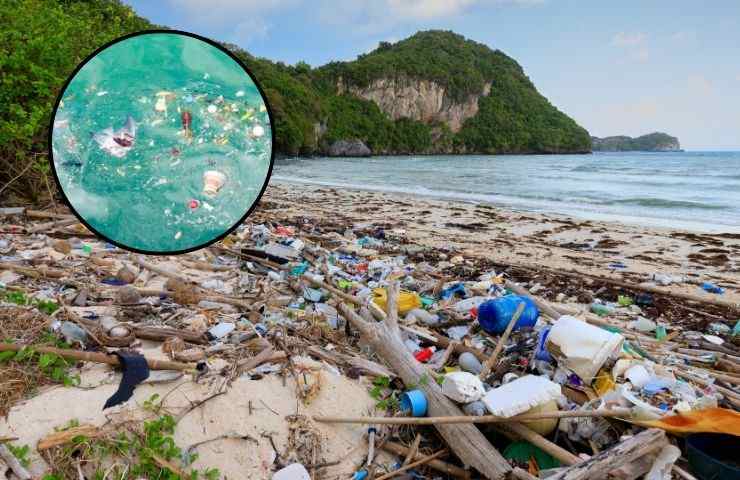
[339,76,491,133]
[592,132,681,152]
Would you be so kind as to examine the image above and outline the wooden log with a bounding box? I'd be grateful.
[431,332,488,362]
[380,441,470,479]
[313,408,634,426]
[338,281,512,480]
[0,343,195,371]
[548,428,667,480]
[374,450,446,480]
[0,262,66,279]
[37,425,102,450]
[132,326,208,345]
[505,280,561,320]
[504,262,740,312]
[303,273,363,305]
[307,345,395,378]
[0,444,30,480]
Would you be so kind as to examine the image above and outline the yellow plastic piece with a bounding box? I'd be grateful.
[372,288,422,315]
[593,368,616,396]
[521,400,559,435]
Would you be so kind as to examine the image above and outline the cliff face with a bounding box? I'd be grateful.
[592,132,681,152]
[339,76,491,133]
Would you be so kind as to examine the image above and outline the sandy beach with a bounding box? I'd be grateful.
[263,180,740,307]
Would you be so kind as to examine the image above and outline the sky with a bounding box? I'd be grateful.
[125,0,740,150]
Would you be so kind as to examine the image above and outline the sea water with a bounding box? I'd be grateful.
[52,33,271,252]
[273,152,740,233]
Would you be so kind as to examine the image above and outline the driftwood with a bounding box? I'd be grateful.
[431,332,488,362]
[313,408,633,425]
[0,262,66,279]
[375,450,446,480]
[497,422,581,466]
[380,441,471,479]
[307,345,395,378]
[338,281,512,480]
[37,425,102,450]
[0,343,195,371]
[505,280,561,320]
[548,428,667,480]
[0,444,31,480]
[504,262,740,311]
[132,325,208,345]
[234,347,288,375]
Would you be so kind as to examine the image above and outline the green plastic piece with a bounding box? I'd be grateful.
[503,441,561,470]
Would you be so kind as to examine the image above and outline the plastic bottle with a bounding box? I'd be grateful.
[477,295,539,335]
[458,352,483,374]
[702,282,724,294]
[590,302,613,317]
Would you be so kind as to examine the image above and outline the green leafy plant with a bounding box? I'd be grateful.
[0,345,79,386]
[7,443,31,468]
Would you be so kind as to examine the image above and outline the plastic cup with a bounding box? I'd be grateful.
[203,170,227,197]
[400,389,427,417]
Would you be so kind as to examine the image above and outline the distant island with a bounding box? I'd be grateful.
[591,132,681,152]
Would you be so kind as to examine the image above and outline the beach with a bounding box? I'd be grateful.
[263,180,740,307]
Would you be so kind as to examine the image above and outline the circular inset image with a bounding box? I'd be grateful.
[50,30,273,254]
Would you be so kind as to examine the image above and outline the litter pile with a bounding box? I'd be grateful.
[0,207,739,480]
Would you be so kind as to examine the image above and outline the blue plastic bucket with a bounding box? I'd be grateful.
[478,295,539,335]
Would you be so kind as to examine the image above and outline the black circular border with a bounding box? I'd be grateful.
[48,29,275,256]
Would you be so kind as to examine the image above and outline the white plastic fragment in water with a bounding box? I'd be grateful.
[441,372,486,403]
[93,116,137,158]
[481,374,561,418]
[252,124,265,137]
[546,315,624,382]
[203,170,227,197]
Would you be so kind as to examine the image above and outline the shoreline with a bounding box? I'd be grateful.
[259,181,740,304]
[270,176,740,235]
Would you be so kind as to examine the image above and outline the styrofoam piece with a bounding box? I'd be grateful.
[481,375,561,418]
[273,463,310,480]
[546,315,624,382]
[441,372,485,403]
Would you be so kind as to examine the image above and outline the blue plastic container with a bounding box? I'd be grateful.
[478,295,539,335]
[400,389,428,417]
[535,326,553,362]
[686,433,740,479]
[702,282,725,295]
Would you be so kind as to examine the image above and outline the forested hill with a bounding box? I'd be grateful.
[1,0,591,199]
[591,132,681,152]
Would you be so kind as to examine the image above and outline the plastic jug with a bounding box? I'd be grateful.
[477,295,539,335]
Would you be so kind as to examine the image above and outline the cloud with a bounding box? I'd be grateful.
[318,0,545,35]
[231,17,270,45]
[670,30,696,43]
[687,74,713,96]
[611,31,646,47]
[611,31,649,63]
[386,0,477,20]
[605,99,660,121]
[632,47,649,63]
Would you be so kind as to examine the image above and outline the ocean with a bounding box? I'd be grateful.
[273,151,740,233]
[52,33,271,253]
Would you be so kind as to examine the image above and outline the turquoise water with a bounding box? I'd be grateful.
[52,33,271,253]
[274,152,740,233]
